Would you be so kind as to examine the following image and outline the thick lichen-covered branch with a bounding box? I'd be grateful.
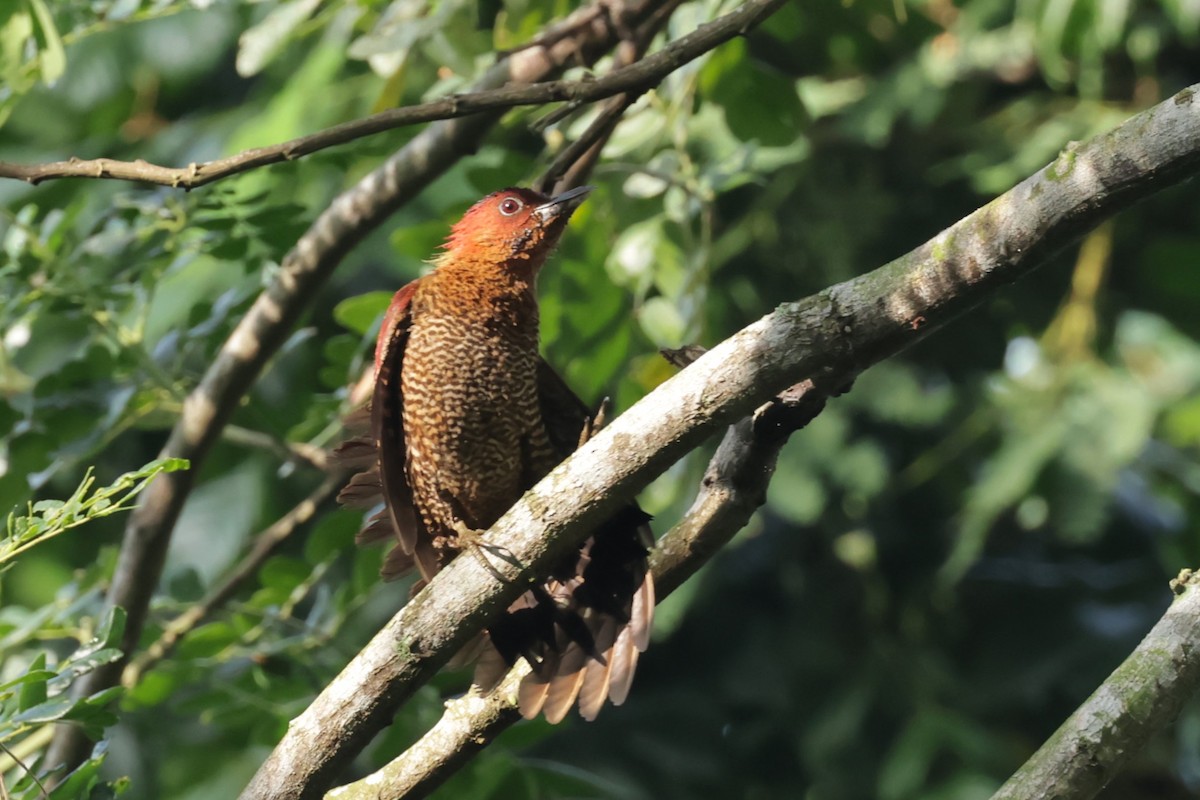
[244,85,1200,800]
[990,570,1200,800]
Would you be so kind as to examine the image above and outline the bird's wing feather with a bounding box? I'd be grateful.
[372,281,424,567]
[336,280,436,584]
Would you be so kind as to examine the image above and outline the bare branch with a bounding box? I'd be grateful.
[537,0,686,194]
[43,0,675,774]
[242,84,1200,800]
[222,425,333,472]
[990,569,1200,800]
[0,0,783,189]
[326,667,528,800]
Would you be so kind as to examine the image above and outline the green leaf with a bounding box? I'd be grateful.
[176,622,238,660]
[636,296,687,348]
[333,291,395,336]
[0,9,33,88]
[304,512,357,564]
[699,39,807,147]
[260,555,311,593]
[236,0,323,77]
[97,606,127,650]
[13,694,74,724]
[17,652,48,710]
[0,667,54,696]
[45,742,108,800]
[26,0,65,84]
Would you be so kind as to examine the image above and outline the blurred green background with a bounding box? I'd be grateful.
[2,0,1200,797]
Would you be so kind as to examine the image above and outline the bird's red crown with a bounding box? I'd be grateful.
[437,186,592,271]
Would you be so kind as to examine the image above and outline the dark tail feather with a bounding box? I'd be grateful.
[489,513,653,722]
[331,434,375,469]
[380,544,416,581]
[518,664,553,719]
[356,510,392,546]
[337,469,382,508]
[470,640,509,691]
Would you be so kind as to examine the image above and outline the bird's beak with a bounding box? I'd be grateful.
[534,185,594,224]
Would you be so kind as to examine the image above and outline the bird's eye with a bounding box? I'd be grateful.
[498,197,524,216]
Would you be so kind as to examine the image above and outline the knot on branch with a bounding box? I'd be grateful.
[1171,568,1197,595]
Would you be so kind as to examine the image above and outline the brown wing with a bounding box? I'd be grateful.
[335,280,439,584]
[482,359,656,723]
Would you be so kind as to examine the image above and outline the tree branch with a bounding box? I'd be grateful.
[536,0,686,195]
[0,0,783,189]
[42,0,676,774]
[325,666,527,800]
[222,425,333,472]
[240,84,1200,800]
[990,569,1200,800]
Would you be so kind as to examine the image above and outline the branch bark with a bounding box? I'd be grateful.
[240,84,1200,800]
[0,0,781,189]
[990,569,1200,800]
[42,0,677,774]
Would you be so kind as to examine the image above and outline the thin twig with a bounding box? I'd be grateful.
[0,0,782,190]
[537,96,641,194]
[538,0,687,194]
[0,738,49,800]
[0,728,51,782]
[497,5,606,58]
[223,425,333,472]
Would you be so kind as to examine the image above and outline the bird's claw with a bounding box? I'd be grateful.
[451,518,486,543]
[452,519,496,572]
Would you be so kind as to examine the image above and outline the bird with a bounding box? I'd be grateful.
[336,185,654,723]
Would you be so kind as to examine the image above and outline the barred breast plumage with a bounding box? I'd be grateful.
[402,268,556,554]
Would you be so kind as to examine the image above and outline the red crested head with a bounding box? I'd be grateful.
[437,185,592,273]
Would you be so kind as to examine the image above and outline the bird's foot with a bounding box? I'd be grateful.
[450,518,487,546]
[451,519,497,573]
[450,520,523,577]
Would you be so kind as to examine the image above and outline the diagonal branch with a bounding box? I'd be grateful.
[536,0,687,195]
[0,0,783,189]
[990,569,1200,800]
[240,84,1200,800]
[42,0,677,774]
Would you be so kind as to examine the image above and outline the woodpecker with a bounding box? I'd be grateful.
[337,186,653,722]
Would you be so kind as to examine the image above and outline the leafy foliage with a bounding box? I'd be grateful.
[2,459,187,567]
[1,0,1200,798]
